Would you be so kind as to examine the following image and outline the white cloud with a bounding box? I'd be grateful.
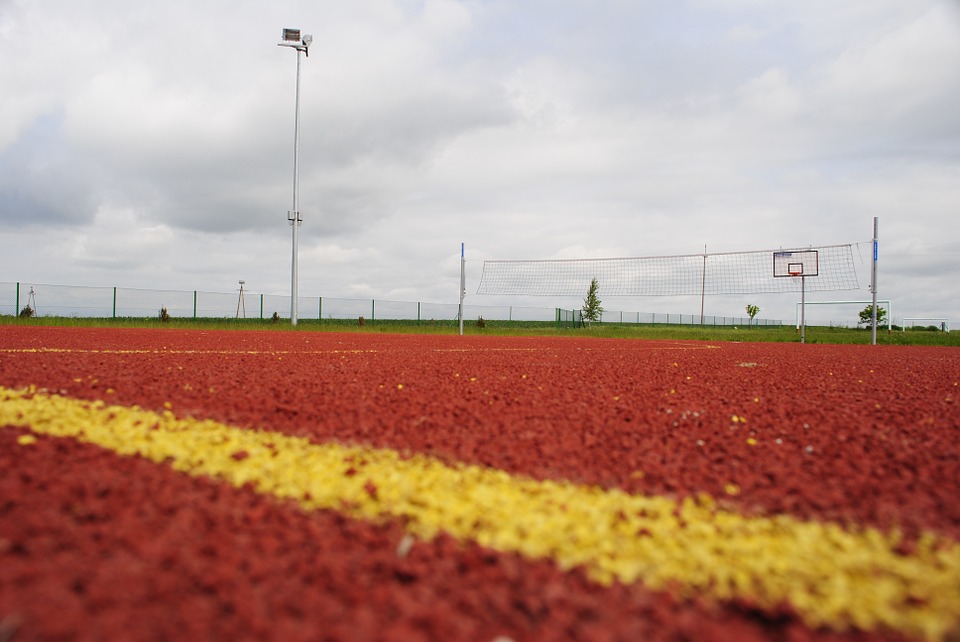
[736,68,803,122]
[815,3,960,133]
[0,0,958,324]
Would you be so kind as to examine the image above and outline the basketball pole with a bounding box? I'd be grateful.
[800,275,806,344]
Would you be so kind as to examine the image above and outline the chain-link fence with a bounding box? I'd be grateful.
[0,281,781,327]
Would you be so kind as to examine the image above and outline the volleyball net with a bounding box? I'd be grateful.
[476,243,864,297]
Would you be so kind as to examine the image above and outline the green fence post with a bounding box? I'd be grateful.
[319,297,322,321]
[15,282,20,315]
[260,294,264,320]
[371,300,376,323]
[193,291,198,319]
[112,287,117,319]
[417,301,421,325]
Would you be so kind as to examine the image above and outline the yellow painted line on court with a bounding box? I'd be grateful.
[0,343,720,356]
[1,385,958,641]
[0,348,382,355]
[0,347,539,356]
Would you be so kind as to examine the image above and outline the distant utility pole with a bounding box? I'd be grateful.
[236,280,246,319]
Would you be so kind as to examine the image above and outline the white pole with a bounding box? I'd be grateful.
[459,243,465,336]
[800,276,806,344]
[699,245,706,324]
[871,217,878,345]
[290,48,303,326]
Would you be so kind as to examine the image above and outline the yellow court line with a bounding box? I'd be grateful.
[0,348,378,355]
[1,385,957,641]
[0,343,719,357]
[0,348,536,356]
[431,344,722,352]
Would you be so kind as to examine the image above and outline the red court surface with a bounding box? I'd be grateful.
[1,326,958,641]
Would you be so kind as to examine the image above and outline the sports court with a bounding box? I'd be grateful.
[1,326,958,641]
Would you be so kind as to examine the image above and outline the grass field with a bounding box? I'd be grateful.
[3,314,957,346]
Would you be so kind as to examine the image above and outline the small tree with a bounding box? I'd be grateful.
[582,278,603,323]
[746,304,759,326]
[858,305,887,326]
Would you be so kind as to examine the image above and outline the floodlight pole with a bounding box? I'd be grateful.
[279,29,312,326]
[291,47,301,326]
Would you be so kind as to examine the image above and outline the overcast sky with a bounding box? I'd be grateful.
[2,0,959,325]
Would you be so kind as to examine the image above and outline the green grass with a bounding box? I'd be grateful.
[3,315,958,346]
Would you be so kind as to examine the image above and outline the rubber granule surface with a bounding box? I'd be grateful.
[1,326,958,641]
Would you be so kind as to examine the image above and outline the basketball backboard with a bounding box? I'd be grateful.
[773,250,819,278]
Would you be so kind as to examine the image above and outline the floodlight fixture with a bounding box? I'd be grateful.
[278,28,312,56]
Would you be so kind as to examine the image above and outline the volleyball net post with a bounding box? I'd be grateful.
[459,243,465,336]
